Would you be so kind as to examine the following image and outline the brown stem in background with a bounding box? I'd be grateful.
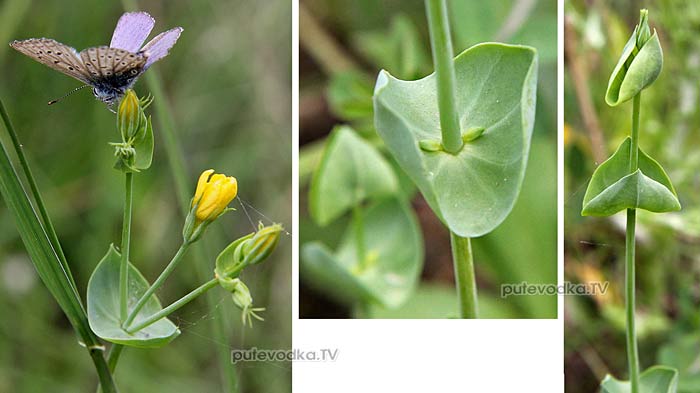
[564,16,607,164]
[494,0,537,42]
[299,2,359,75]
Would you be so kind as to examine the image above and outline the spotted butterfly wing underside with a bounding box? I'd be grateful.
[11,38,148,84]
[10,38,92,83]
[79,46,147,80]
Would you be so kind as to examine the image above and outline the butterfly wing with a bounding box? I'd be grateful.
[141,27,183,69]
[110,12,155,53]
[10,38,91,83]
[79,46,147,80]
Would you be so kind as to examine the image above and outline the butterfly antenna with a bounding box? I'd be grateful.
[48,85,90,105]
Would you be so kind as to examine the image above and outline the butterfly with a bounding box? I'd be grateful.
[10,12,182,107]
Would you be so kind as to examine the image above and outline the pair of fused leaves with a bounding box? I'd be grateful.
[304,126,422,308]
[303,198,422,308]
[87,246,179,348]
[601,366,678,393]
[605,18,663,106]
[582,138,680,216]
[373,43,538,237]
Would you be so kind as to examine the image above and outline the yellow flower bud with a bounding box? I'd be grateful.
[192,169,238,223]
[117,89,141,141]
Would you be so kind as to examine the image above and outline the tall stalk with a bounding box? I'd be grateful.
[119,172,133,321]
[625,93,642,393]
[425,0,478,318]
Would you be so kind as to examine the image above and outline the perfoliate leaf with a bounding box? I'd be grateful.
[582,138,680,216]
[601,365,679,393]
[301,197,422,308]
[87,245,180,348]
[373,43,538,237]
[605,26,663,106]
[133,115,154,170]
[309,126,398,226]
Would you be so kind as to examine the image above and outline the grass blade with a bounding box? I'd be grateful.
[0,99,78,292]
[0,98,118,393]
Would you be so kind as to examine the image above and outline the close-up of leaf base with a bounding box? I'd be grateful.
[601,365,679,393]
[373,42,538,237]
[301,198,422,309]
[582,137,680,216]
[87,245,180,348]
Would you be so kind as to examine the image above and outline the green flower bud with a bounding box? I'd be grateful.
[117,90,144,141]
[213,223,283,283]
[241,223,283,266]
[112,90,155,173]
[636,9,651,49]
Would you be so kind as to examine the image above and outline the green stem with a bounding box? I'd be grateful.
[625,93,641,393]
[0,99,78,293]
[630,94,640,172]
[107,344,123,372]
[123,242,190,328]
[353,204,366,268]
[96,345,124,393]
[425,0,463,154]
[449,231,478,318]
[119,172,133,322]
[126,278,218,333]
[87,347,118,393]
[626,208,640,393]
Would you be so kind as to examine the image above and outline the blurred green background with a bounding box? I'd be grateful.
[565,0,700,391]
[0,1,290,392]
[299,0,557,318]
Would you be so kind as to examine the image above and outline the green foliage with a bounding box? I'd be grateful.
[0,0,291,391]
[658,334,700,393]
[302,197,422,308]
[87,245,180,348]
[352,14,429,80]
[0,100,117,391]
[309,126,398,226]
[605,20,663,106]
[301,0,556,319]
[601,366,679,393]
[582,138,680,216]
[367,284,518,319]
[373,43,538,237]
[132,116,154,170]
[327,72,374,121]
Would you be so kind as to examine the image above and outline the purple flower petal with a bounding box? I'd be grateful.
[110,12,155,53]
[141,27,183,69]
